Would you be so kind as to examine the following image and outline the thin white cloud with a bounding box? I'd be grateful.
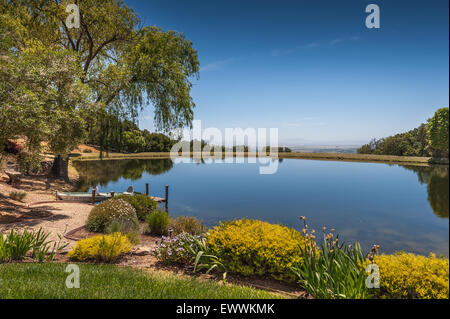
[304,42,320,49]
[272,36,362,57]
[330,39,342,45]
[200,58,235,72]
[271,42,321,57]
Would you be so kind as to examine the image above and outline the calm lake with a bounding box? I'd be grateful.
[73,158,449,256]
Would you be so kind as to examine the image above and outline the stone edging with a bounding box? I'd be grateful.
[64,226,85,241]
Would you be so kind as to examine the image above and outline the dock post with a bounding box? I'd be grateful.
[146,183,149,196]
[165,185,169,211]
[91,189,96,205]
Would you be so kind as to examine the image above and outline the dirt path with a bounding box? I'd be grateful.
[0,174,92,247]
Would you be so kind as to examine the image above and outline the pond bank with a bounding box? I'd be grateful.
[74,151,448,166]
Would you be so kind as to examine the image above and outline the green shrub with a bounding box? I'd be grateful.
[154,233,198,265]
[68,233,132,263]
[146,211,170,236]
[375,252,449,299]
[17,152,42,174]
[170,216,206,235]
[9,191,27,202]
[207,219,307,282]
[114,194,157,221]
[86,199,139,233]
[106,219,140,245]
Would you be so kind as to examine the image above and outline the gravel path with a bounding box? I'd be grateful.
[0,174,92,248]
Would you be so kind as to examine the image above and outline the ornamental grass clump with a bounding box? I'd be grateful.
[154,233,226,280]
[375,252,449,299]
[291,217,374,299]
[207,219,307,282]
[0,228,68,263]
[86,199,139,233]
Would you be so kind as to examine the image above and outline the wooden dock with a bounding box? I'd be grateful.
[56,183,169,210]
[151,196,166,203]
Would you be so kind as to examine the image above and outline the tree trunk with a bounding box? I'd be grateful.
[51,155,69,181]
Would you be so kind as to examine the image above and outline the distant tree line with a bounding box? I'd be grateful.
[163,139,293,154]
[85,112,296,155]
[265,147,292,154]
[358,108,449,158]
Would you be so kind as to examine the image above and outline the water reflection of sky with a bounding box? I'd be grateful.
[75,159,449,256]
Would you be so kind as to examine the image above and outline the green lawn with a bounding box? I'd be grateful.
[0,263,288,299]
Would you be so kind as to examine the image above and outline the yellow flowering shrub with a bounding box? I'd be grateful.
[207,219,306,282]
[68,233,133,263]
[375,252,449,299]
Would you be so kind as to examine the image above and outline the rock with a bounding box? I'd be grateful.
[133,249,150,256]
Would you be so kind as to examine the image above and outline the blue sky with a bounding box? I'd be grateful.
[126,0,449,146]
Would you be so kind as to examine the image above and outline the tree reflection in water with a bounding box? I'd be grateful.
[74,159,174,191]
[401,165,449,218]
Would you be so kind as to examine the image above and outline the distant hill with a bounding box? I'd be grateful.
[289,146,359,154]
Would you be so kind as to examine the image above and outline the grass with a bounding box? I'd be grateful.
[0,263,288,299]
[8,191,27,202]
[278,152,438,165]
[77,152,173,161]
[74,151,442,166]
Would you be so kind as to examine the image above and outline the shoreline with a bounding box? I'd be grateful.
[74,151,449,166]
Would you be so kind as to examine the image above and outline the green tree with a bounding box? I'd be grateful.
[142,131,175,152]
[358,123,432,157]
[1,0,199,178]
[1,41,90,175]
[428,107,449,157]
[122,130,146,153]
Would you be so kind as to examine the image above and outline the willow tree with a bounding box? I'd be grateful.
[1,0,199,179]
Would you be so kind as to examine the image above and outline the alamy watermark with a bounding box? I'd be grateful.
[365,264,380,289]
[64,3,380,30]
[366,4,380,29]
[65,4,80,29]
[170,121,280,175]
[65,264,80,289]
